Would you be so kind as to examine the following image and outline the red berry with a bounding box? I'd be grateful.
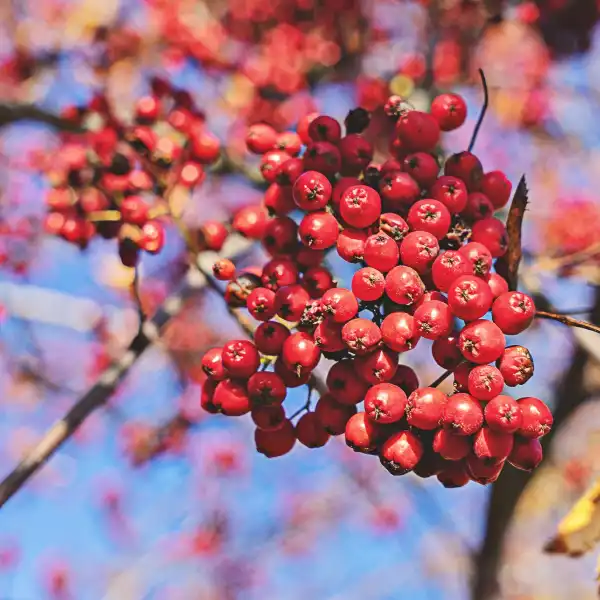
[254,321,290,355]
[276,157,302,187]
[430,176,468,213]
[379,172,420,212]
[508,437,543,471]
[471,217,508,258]
[303,266,336,298]
[255,420,296,457]
[432,333,463,370]
[385,266,425,306]
[380,212,409,244]
[414,300,453,340]
[517,397,553,438]
[484,395,522,433]
[191,132,221,164]
[275,131,302,156]
[201,380,219,414]
[274,357,311,388]
[297,112,319,145]
[403,152,439,187]
[492,291,536,335]
[321,288,358,323]
[460,242,493,277]
[327,360,369,405]
[140,220,165,254]
[342,318,382,355]
[247,372,287,405]
[295,412,330,448]
[462,192,493,221]
[261,258,299,291]
[262,216,298,257]
[466,454,505,484]
[406,387,447,430]
[315,394,357,435]
[468,365,505,401]
[120,196,149,225]
[444,151,483,192]
[264,183,295,216]
[274,285,310,322]
[201,348,228,381]
[407,200,451,240]
[453,362,474,392]
[496,345,534,387]
[345,412,383,454]
[431,93,467,131]
[340,185,382,228]
[352,267,385,302]
[363,232,399,272]
[233,205,268,239]
[282,332,321,375]
[260,150,291,183]
[365,383,408,424]
[246,287,277,321]
[303,141,341,177]
[381,312,420,352]
[442,393,483,435]
[473,428,514,463]
[294,247,324,270]
[459,319,506,364]
[447,275,493,321]
[355,348,399,384]
[332,176,361,210]
[431,250,471,292]
[292,171,332,211]
[390,365,420,396]
[481,171,512,209]
[212,258,235,281]
[308,115,342,143]
[437,461,471,487]
[339,134,373,175]
[252,405,286,430]
[246,123,277,154]
[380,430,423,475]
[400,231,439,273]
[299,211,339,250]
[396,111,440,152]
[314,319,345,353]
[214,380,252,417]
[433,429,470,461]
[337,228,368,263]
[487,272,509,298]
[222,340,260,378]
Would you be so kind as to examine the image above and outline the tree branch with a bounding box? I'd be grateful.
[535,310,600,335]
[0,104,83,131]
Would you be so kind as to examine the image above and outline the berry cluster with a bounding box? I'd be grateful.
[41,78,221,266]
[203,93,550,487]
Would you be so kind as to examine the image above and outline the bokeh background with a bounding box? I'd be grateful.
[1,0,600,598]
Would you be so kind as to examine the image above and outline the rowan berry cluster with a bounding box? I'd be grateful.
[41,78,221,266]
[201,93,551,488]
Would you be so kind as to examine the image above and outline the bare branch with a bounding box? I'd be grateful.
[0,104,83,131]
[535,310,600,336]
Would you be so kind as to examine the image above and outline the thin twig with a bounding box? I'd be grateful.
[468,69,489,153]
[428,370,453,388]
[535,310,600,335]
[131,265,145,329]
[0,104,84,131]
[289,387,313,420]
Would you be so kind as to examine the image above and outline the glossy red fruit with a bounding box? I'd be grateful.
[299,211,339,250]
[466,454,505,484]
[396,110,440,152]
[327,360,370,405]
[254,321,290,355]
[214,380,252,416]
[340,185,382,228]
[222,340,261,378]
[303,141,341,177]
[339,134,374,175]
[471,218,508,258]
[273,285,309,323]
[246,123,277,154]
[233,205,268,239]
[274,357,311,388]
[453,362,474,392]
[313,319,345,353]
[191,132,221,164]
[247,372,287,405]
[400,231,439,273]
[201,348,228,381]
[380,213,410,244]
[200,221,228,251]
[352,267,385,302]
[444,151,483,192]
[431,250,471,292]
[282,332,321,375]
[380,430,423,475]
[140,220,165,254]
[459,245,491,280]
[363,232,399,272]
[468,365,505,401]
[252,405,286,430]
[294,247,324,270]
[261,258,299,291]
[442,393,483,436]
[342,318,382,355]
[492,291,536,335]
[303,266,336,298]
[381,312,420,352]
[379,172,420,212]
[276,157,302,187]
[200,380,219,414]
[433,429,470,461]
[321,288,358,323]
[315,393,357,435]
[431,93,467,131]
[403,152,439,187]
[262,216,298,257]
[255,420,296,457]
[407,200,452,240]
[413,300,453,340]
[462,192,494,222]
[406,387,447,430]
[345,412,383,454]
[487,272,509,298]
[430,176,468,213]
[459,320,506,364]
[385,266,425,306]
[275,131,302,156]
[264,183,295,216]
[292,171,332,211]
[390,365,420,396]
[297,112,319,145]
[355,348,399,384]
[508,437,543,471]
[496,345,534,386]
[295,412,330,448]
[246,287,277,321]
[212,258,235,281]
[308,115,342,143]
[484,395,522,433]
[473,428,514,464]
[517,397,553,438]
[332,176,361,210]
[447,275,494,321]
[437,461,471,487]
[365,383,408,424]
[260,150,292,183]
[481,171,512,209]
[337,229,367,263]
[432,333,463,370]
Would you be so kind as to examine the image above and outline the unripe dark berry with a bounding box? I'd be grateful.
[327,360,370,405]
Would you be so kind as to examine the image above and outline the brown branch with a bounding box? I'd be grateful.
[535,310,600,335]
[495,175,528,291]
[0,104,83,131]
[428,369,453,388]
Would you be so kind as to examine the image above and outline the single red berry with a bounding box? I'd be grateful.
[431,250,471,292]
[444,151,483,192]
[390,365,420,396]
[274,285,310,322]
[221,340,261,378]
[352,267,385,302]
[274,357,311,388]
[321,288,358,323]
[381,312,420,352]
[400,231,439,273]
[342,318,382,355]
[282,332,321,376]
[264,183,295,216]
[385,265,425,306]
[275,157,303,187]
[442,393,483,435]
[339,134,374,176]
[303,141,341,177]
[481,171,512,209]
[247,372,287,405]
[380,430,423,475]
[433,429,470,461]
[314,319,345,353]
[297,112,319,145]
[200,220,228,251]
[432,333,463,370]
[252,405,286,430]
[200,380,219,414]
[246,123,277,154]
[466,454,505,484]
[492,291,536,335]
[292,171,332,211]
[261,258,299,291]
[275,131,302,156]
[260,150,292,183]
[254,321,290,355]
[327,360,370,405]
[139,220,165,254]
[246,287,277,322]
[447,275,494,321]
[262,216,298,257]
[468,365,505,401]
[403,152,439,188]
[233,205,268,239]
[340,185,382,228]
[355,348,399,384]
[212,258,235,281]
[496,345,534,386]
[453,361,474,392]
[332,176,361,211]
[460,242,493,277]
[135,95,160,122]
[336,229,367,263]
[190,131,221,164]
[363,232,399,272]
[379,172,420,212]
[437,461,471,487]
[408,200,451,240]
[508,437,543,471]
[484,395,522,433]
[255,420,296,457]
[294,247,324,270]
[462,192,493,222]
[517,397,553,438]
[431,93,467,131]
[201,348,228,381]
[308,115,342,143]
[299,211,339,250]
[365,383,408,424]
[406,387,448,430]
[345,412,383,454]
[303,265,336,298]
[430,175,468,213]
[471,218,508,258]
[458,319,506,364]
[396,110,440,152]
[295,412,330,448]
[120,196,148,225]
[315,393,357,435]
[473,428,514,464]
[380,212,410,244]
[214,380,252,417]
[487,272,509,298]
[414,300,453,340]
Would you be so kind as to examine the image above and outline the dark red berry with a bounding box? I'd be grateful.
[396,110,440,152]
[303,266,336,298]
[380,430,423,475]
[274,285,310,322]
[432,333,463,370]
[254,321,290,355]
[444,151,483,192]
[390,365,420,396]
[262,216,298,257]
[466,454,504,484]
[403,152,439,187]
[442,393,483,436]
[303,141,341,177]
[453,362,474,392]
[255,420,296,457]
[246,287,277,321]
[496,345,534,387]
[222,340,261,378]
[295,412,330,448]
[252,405,286,430]
[261,258,299,291]
[315,394,357,435]
[260,150,292,183]
[447,275,494,321]
[508,437,543,471]
[458,319,506,364]
[379,172,420,212]
[339,134,373,175]
[517,397,553,438]
[308,115,342,143]
[437,461,470,487]
[274,357,312,388]
[327,360,370,405]
[292,171,332,211]
[247,372,287,406]
[462,192,493,221]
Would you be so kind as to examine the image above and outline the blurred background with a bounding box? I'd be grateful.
[1,0,600,598]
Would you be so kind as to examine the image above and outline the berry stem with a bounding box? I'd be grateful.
[290,387,313,420]
[535,310,600,335]
[428,369,453,388]
[131,265,146,329]
[468,69,489,153]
